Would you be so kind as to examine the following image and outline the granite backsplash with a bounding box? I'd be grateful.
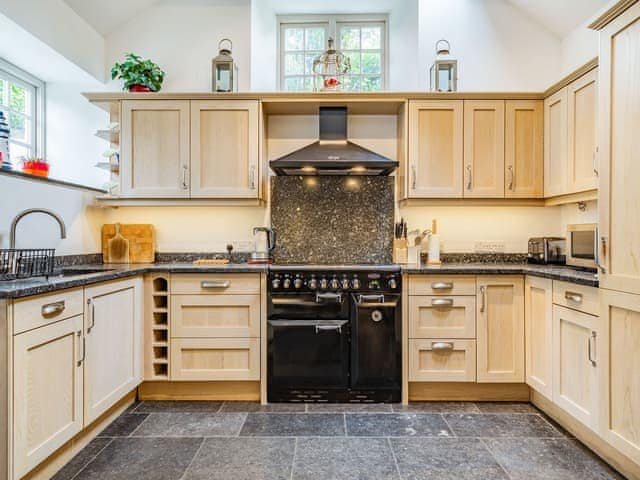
[270,176,394,264]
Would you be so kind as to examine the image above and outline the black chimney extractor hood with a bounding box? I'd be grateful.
[269,106,398,176]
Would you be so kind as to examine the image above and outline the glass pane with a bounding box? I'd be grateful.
[284,76,304,91]
[9,112,29,142]
[285,53,304,75]
[362,52,381,74]
[9,83,27,114]
[344,51,361,74]
[361,27,381,49]
[303,76,314,91]
[361,76,382,91]
[305,54,318,75]
[343,76,360,91]
[340,27,360,50]
[9,141,30,161]
[284,28,304,51]
[0,79,4,105]
[305,28,325,50]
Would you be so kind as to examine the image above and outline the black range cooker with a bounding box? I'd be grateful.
[267,265,401,403]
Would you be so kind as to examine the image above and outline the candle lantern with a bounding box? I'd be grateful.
[429,39,458,92]
[312,37,351,92]
[212,38,238,92]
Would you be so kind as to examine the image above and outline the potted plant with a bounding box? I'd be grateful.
[111,53,165,92]
[21,157,49,177]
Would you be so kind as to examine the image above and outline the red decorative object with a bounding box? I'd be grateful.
[323,78,339,88]
[129,84,152,92]
[22,161,49,178]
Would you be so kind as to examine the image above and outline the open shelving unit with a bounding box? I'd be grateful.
[144,274,170,380]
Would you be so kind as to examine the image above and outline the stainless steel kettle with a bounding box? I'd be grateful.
[250,227,276,264]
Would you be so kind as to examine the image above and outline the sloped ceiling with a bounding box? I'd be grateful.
[506,0,610,36]
[63,0,157,35]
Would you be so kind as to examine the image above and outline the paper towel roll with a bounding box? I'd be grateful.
[428,234,441,265]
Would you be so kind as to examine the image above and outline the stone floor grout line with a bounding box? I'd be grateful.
[478,437,515,480]
[127,412,153,437]
[178,437,207,480]
[67,437,114,480]
[439,413,457,437]
[235,412,249,436]
[289,437,298,480]
[343,413,348,436]
[386,436,403,480]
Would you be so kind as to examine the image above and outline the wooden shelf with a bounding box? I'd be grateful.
[95,129,120,144]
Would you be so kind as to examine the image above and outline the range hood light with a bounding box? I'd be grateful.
[300,166,317,174]
[350,166,367,174]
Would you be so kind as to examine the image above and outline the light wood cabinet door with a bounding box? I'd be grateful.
[544,88,568,197]
[463,100,505,198]
[408,339,476,382]
[567,69,598,193]
[476,276,524,383]
[599,289,640,464]
[190,100,260,198]
[505,100,543,198]
[13,315,83,480]
[525,276,552,400]
[409,296,476,339]
[408,100,463,198]
[120,100,190,198]
[552,305,598,430]
[84,278,142,424]
[598,4,640,295]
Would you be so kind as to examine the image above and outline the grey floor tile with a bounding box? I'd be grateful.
[293,437,400,480]
[183,437,295,480]
[444,413,563,437]
[474,402,539,413]
[484,437,624,480]
[346,413,452,437]
[97,414,149,437]
[51,437,113,480]
[123,400,141,414]
[240,413,345,436]
[132,400,222,413]
[73,437,203,480]
[306,403,393,413]
[393,402,480,414]
[132,413,246,437]
[220,401,306,413]
[391,437,509,480]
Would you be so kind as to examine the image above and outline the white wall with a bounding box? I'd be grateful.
[106,0,252,92]
[560,21,599,76]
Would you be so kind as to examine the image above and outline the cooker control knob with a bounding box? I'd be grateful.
[388,278,397,290]
[283,278,291,289]
[330,277,340,290]
[341,277,350,290]
[351,278,361,289]
[271,278,281,289]
[294,277,303,289]
[369,279,380,290]
[308,277,318,290]
[320,277,328,290]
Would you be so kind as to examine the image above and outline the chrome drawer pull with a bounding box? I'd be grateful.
[315,324,342,334]
[564,291,583,303]
[431,341,454,353]
[480,286,486,313]
[77,331,85,367]
[41,301,65,317]
[431,281,453,290]
[588,331,597,366]
[201,281,230,289]
[431,298,454,307]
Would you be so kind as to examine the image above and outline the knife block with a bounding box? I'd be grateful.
[393,239,408,264]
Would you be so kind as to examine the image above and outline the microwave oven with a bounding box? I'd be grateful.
[566,223,598,270]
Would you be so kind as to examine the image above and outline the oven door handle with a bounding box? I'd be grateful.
[316,292,342,303]
[357,301,399,308]
[268,319,348,328]
[356,294,385,303]
[271,298,326,307]
[315,324,343,334]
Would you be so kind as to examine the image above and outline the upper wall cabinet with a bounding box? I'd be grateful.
[544,89,568,197]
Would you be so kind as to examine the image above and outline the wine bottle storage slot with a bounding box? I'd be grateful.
[147,274,171,380]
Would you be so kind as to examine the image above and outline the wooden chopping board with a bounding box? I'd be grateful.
[102,224,155,263]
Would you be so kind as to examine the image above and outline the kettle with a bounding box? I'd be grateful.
[250,227,276,264]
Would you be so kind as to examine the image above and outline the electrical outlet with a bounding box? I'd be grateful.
[474,241,506,253]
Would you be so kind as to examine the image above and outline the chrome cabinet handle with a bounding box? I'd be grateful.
[480,286,486,313]
[431,298,454,307]
[201,281,230,289]
[431,281,453,290]
[596,235,607,273]
[41,300,65,317]
[77,331,85,367]
[315,324,342,334]
[182,165,189,189]
[564,291,583,303]
[249,165,256,190]
[431,341,454,353]
[588,331,597,366]
[593,147,599,176]
[411,164,417,190]
[87,299,95,333]
[466,165,472,190]
[507,165,514,191]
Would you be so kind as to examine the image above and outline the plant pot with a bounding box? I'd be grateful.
[22,161,49,178]
[129,84,152,93]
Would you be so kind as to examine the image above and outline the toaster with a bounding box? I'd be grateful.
[528,237,566,265]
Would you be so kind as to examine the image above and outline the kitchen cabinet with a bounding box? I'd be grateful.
[552,304,598,430]
[505,100,544,198]
[409,296,476,339]
[408,339,476,382]
[12,315,84,479]
[524,276,552,399]
[476,276,524,383]
[598,3,640,295]
[407,100,464,198]
[120,100,190,198]
[463,100,505,198]
[544,89,568,197]
[190,100,260,198]
[84,278,142,424]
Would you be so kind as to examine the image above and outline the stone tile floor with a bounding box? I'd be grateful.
[52,401,626,480]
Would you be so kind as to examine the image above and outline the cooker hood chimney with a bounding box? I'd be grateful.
[269,106,398,176]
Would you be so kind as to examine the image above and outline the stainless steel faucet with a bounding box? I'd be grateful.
[9,208,67,249]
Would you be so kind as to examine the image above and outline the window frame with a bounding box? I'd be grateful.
[0,58,45,161]
[277,14,388,92]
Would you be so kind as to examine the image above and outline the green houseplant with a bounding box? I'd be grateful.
[111,53,165,92]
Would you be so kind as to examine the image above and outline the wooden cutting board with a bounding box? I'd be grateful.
[102,224,155,263]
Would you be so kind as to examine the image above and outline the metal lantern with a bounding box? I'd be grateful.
[212,38,238,92]
[312,37,351,92]
[429,39,458,92]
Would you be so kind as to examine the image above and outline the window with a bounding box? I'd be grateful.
[0,59,44,161]
[279,15,387,92]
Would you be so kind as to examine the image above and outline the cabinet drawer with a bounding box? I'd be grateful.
[13,288,84,334]
[552,281,599,316]
[171,274,261,295]
[171,294,260,338]
[409,296,476,339]
[170,337,260,381]
[408,276,476,296]
[408,339,476,382]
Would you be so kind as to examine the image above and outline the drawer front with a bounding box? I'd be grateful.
[408,276,476,296]
[552,280,599,316]
[171,274,261,295]
[13,288,84,334]
[409,296,476,339]
[171,294,260,338]
[170,337,260,381]
[409,339,476,382]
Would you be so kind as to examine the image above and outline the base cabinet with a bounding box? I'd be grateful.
[525,276,553,399]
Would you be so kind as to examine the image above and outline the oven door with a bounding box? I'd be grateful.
[267,319,350,397]
[268,292,348,320]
